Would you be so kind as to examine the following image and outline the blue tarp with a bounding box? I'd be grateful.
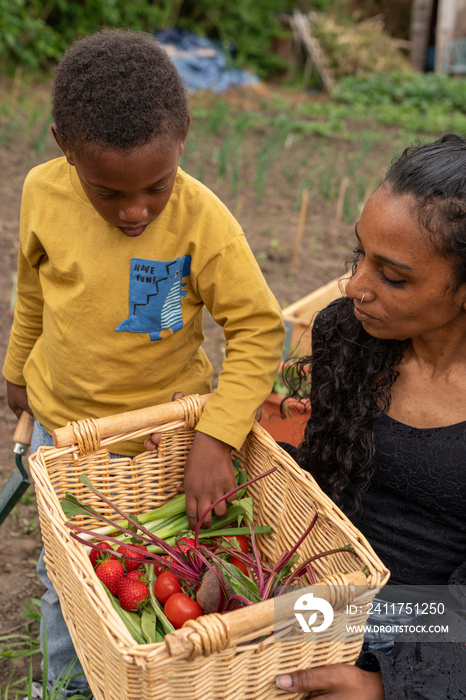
[154,28,259,93]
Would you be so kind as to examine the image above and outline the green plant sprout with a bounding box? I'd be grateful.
[1,603,91,700]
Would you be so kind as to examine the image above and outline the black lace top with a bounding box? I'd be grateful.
[286,299,466,699]
[352,414,466,587]
[354,414,466,699]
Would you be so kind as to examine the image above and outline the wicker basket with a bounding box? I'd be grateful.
[29,394,389,700]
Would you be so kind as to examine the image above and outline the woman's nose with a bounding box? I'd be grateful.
[119,199,148,223]
[345,275,359,300]
[346,268,370,302]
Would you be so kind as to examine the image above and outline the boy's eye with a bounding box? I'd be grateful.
[95,191,117,199]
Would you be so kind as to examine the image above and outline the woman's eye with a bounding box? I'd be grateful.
[381,274,405,288]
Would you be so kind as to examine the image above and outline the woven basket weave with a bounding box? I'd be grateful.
[29,394,390,700]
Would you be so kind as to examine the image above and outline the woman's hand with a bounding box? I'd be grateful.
[276,664,384,699]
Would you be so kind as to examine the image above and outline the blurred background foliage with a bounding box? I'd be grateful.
[2,0,464,159]
[0,0,413,79]
[1,0,301,76]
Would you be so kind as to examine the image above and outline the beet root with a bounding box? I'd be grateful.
[195,568,234,614]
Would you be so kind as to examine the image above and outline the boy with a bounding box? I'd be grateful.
[3,29,284,698]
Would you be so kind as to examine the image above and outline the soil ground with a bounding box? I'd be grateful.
[0,77,399,692]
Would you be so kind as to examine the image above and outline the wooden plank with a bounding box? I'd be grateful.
[281,10,336,92]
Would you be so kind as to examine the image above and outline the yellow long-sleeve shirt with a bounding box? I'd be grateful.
[3,158,285,454]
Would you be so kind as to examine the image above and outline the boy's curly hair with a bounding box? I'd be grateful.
[52,28,189,150]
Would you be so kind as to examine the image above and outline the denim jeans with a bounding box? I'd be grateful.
[361,596,417,655]
[32,419,125,698]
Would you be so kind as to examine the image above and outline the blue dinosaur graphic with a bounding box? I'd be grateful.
[116,255,191,341]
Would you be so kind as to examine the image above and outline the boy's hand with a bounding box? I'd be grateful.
[6,380,31,419]
[183,431,236,530]
[143,391,238,528]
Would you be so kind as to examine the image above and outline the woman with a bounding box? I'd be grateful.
[276,133,466,699]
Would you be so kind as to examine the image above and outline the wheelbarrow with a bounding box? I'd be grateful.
[0,411,34,526]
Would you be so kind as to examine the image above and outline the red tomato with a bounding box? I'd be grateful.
[154,571,182,604]
[229,556,249,576]
[213,534,249,554]
[164,592,203,629]
[231,535,249,554]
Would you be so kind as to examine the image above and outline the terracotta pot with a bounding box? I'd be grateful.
[259,392,310,447]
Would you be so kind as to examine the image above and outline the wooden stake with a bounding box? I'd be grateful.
[11,65,23,106]
[330,175,349,248]
[234,195,245,220]
[289,188,309,275]
[361,176,375,211]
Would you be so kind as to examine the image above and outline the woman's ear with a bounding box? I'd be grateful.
[50,124,75,165]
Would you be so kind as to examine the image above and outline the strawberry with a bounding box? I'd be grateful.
[89,542,115,568]
[125,570,148,584]
[117,576,150,611]
[116,544,148,572]
[153,557,171,576]
[175,537,196,555]
[95,559,125,595]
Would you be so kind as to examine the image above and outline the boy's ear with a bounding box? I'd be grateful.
[50,124,75,165]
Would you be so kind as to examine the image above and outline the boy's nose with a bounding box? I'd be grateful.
[119,201,148,223]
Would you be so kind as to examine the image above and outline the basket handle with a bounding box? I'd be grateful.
[52,393,211,448]
[164,570,369,660]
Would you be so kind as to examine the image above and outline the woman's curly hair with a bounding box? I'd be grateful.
[288,297,407,515]
[286,133,466,514]
[52,28,189,150]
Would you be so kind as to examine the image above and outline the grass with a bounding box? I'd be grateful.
[1,598,41,697]
[182,90,411,226]
[0,600,91,700]
[2,69,461,249]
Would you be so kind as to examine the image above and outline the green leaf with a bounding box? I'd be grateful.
[219,560,262,603]
[231,496,253,526]
[61,492,101,520]
[198,525,272,539]
[272,553,300,591]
